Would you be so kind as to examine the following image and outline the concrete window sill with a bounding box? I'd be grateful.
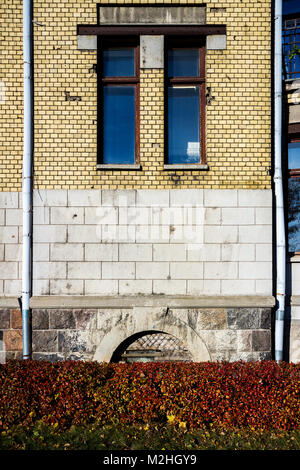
[164,164,209,170]
[97,164,141,170]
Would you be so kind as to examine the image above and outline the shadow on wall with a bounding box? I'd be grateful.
[111,330,193,363]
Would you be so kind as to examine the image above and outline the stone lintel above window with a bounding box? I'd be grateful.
[98,5,206,26]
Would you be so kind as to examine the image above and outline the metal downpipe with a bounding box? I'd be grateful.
[22,0,33,360]
[274,0,286,362]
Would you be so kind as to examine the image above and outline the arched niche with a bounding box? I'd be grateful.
[110,330,193,363]
[93,307,211,362]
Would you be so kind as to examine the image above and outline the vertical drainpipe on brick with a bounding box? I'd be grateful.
[22,0,33,359]
[274,0,286,362]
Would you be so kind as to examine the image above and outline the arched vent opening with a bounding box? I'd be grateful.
[111,330,192,363]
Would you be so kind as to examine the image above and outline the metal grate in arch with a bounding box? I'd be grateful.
[120,332,192,363]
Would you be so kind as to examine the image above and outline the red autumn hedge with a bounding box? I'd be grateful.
[0,360,299,432]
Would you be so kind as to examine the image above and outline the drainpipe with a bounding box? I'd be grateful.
[274,0,286,362]
[22,0,33,359]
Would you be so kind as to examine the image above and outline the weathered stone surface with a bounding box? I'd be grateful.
[289,322,300,363]
[214,330,237,351]
[74,309,97,330]
[186,309,198,330]
[32,309,49,330]
[140,36,164,69]
[0,192,18,209]
[49,310,76,329]
[11,309,22,329]
[58,331,91,353]
[65,353,94,361]
[205,351,229,362]
[252,330,271,351]
[257,351,272,360]
[198,308,227,330]
[99,6,206,25]
[227,308,260,329]
[4,330,22,351]
[77,35,97,50]
[259,308,272,329]
[0,303,272,362]
[32,331,58,352]
[32,352,65,362]
[29,295,275,309]
[5,351,19,361]
[0,309,10,329]
[206,34,227,50]
[229,351,258,362]
[237,330,252,352]
[210,351,230,362]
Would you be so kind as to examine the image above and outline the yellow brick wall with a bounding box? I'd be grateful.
[0,0,23,190]
[0,0,272,191]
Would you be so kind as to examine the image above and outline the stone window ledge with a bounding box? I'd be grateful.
[289,253,300,262]
[164,164,209,170]
[97,164,141,170]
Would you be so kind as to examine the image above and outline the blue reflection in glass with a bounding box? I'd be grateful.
[168,49,199,77]
[288,142,300,169]
[168,87,200,164]
[103,86,135,164]
[283,0,300,15]
[103,48,135,77]
[288,178,300,252]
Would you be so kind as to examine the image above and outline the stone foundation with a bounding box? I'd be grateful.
[0,306,272,363]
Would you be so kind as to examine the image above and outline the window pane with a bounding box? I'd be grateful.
[168,49,199,77]
[103,86,135,164]
[288,142,300,169]
[103,48,135,77]
[283,18,300,78]
[288,178,300,252]
[168,87,200,164]
[283,0,300,15]
[286,19,296,29]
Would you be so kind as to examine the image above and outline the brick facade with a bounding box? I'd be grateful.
[0,0,271,191]
[0,0,285,363]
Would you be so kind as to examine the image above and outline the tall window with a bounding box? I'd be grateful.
[98,39,140,165]
[287,138,300,252]
[166,41,206,165]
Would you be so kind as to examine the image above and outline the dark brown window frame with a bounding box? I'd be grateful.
[97,36,141,169]
[78,25,226,37]
[165,38,206,168]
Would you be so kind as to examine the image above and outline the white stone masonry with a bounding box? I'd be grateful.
[0,189,273,297]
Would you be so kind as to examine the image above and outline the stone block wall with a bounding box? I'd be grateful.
[0,306,272,363]
[0,188,273,298]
